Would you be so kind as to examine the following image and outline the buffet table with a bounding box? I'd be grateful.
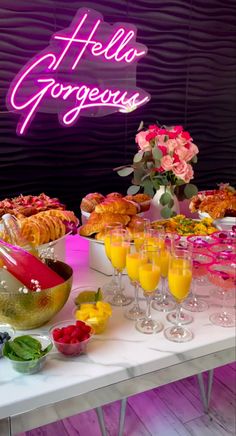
[0,235,235,436]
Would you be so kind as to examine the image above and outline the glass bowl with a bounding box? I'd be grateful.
[3,334,52,374]
[0,260,73,330]
[49,319,93,356]
[73,301,112,334]
[72,285,103,307]
[0,323,15,358]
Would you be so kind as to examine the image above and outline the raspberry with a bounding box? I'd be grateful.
[76,320,86,328]
[61,335,71,344]
[64,326,76,335]
[82,333,90,341]
[70,338,79,344]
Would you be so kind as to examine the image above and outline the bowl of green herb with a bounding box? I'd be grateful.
[3,334,53,374]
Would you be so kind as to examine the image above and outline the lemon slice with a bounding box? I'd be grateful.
[74,287,103,306]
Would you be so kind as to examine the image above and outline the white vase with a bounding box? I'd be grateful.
[148,186,180,221]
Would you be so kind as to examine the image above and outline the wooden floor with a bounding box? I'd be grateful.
[17,362,236,436]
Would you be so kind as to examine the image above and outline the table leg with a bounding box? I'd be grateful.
[0,417,12,436]
[197,369,214,413]
[95,407,107,436]
[118,398,127,436]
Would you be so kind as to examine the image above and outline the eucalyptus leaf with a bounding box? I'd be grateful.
[133,152,143,163]
[161,206,172,219]
[168,198,174,208]
[191,155,198,164]
[146,161,154,169]
[152,148,163,160]
[127,185,140,195]
[142,179,154,197]
[154,160,161,168]
[117,167,134,177]
[184,183,198,199]
[159,192,171,206]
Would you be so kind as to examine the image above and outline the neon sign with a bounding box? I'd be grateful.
[7,8,150,135]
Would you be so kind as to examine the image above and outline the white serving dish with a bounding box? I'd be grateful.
[38,234,68,262]
[198,212,236,231]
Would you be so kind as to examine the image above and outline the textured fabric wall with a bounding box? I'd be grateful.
[0,0,236,214]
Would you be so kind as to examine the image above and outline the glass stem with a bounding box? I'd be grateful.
[117,270,123,294]
[145,294,152,320]
[192,278,198,305]
[175,303,182,326]
[162,277,167,301]
[134,282,139,307]
[222,291,228,317]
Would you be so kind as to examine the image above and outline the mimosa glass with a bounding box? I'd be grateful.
[109,229,132,306]
[135,248,163,334]
[152,241,176,312]
[164,249,193,342]
[125,250,145,320]
[146,227,165,301]
[183,252,214,312]
[133,218,150,252]
[208,261,236,327]
[103,223,122,294]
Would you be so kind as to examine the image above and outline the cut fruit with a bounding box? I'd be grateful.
[74,287,103,306]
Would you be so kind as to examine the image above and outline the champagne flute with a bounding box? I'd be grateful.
[133,218,150,252]
[135,247,163,334]
[146,227,165,301]
[103,223,122,294]
[125,248,146,320]
[109,229,132,306]
[152,240,176,313]
[208,261,236,327]
[164,248,193,342]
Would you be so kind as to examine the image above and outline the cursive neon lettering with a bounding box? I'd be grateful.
[7,8,150,135]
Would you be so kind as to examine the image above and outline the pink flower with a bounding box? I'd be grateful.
[165,139,179,153]
[176,143,199,162]
[173,160,194,183]
[158,145,168,156]
[161,155,174,171]
[146,131,157,141]
[135,131,152,151]
[181,131,192,141]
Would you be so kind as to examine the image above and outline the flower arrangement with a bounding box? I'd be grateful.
[115,123,199,218]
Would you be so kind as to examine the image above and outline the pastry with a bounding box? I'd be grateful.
[106,192,123,199]
[190,186,236,219]
[80,193,105,213]
[95,198,138,215]
[79,212,130,236]
[125,193,151,212]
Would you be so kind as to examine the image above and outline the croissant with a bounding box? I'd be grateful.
[95,198,138,215]
[79,212,130,236]
[80,192,105,213]
[124,194,151,212]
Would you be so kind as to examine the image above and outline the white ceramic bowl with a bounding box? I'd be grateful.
[198,212,236,231]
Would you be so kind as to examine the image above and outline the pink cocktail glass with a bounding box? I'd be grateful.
[183,252,214,312]
[212,230,236,245]
[207,261,236,327]
[187,235,216,250]
[209,242,236,262]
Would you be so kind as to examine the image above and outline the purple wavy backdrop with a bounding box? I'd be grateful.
[0,0,236,213]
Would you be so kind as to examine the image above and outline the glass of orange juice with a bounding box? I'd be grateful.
[103,223,122,294]
[125,249,146,320]
[109,228,132,306]
[133,218,150,252]
[135,247,163,334]
[164,248,193,342]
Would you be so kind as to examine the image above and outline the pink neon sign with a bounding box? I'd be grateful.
[7,8,150,135]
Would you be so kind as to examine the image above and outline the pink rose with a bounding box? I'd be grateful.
[173,161,194,182]
[165,139,179,153]
[176,142,199,162]
[161,155,174,171]
[135,131,152,151]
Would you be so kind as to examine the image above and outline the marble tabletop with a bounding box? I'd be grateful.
[0,235,235,432]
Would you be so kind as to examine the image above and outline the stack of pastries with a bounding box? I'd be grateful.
[190,186,236,219]
[79,192,151,240]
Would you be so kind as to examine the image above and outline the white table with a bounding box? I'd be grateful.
[0,235,235,435]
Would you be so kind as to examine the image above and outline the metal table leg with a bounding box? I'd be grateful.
[197,369,214,413]
[118,398,127,436]
[0,417,12,436]
[95,407,107,436]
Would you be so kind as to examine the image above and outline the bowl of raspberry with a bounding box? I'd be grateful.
[49,319,93,356]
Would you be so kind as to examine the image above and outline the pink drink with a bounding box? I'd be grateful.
[208,262,236,291]
[209,243,236,262]
[192,252,214,279]
[0,239,64,290]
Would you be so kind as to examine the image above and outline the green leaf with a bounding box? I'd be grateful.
[127,185,140,195]
[137,121,144,131]
[7,341,36,360]
[142,179,154,197]
[146,161,154,169]
[41,343,53,356]
[133,152,143,163]
[191,155,198,164]
[15,335,41,352]
[152,148,163,160]
[159,192,171,206]
[117,167,134,177]
[161,207,172,219]
[184,183,198,199]
[154,160,161,168]
[168,198,174,208]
